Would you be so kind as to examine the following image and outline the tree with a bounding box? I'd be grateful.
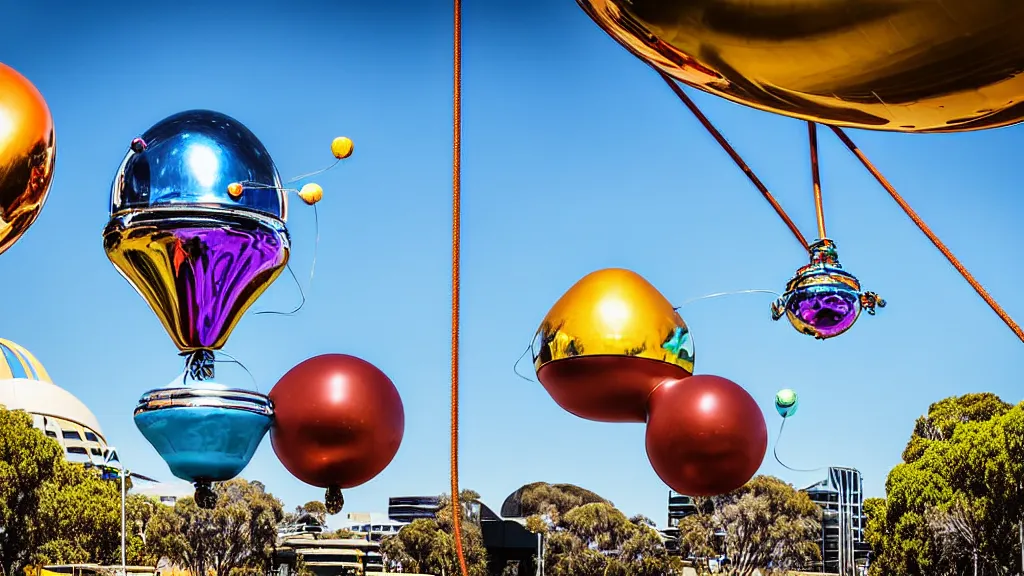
[514,483,682,576]
[380,489,488,576]
[35,460,156,566]
[0,408,155,574]
[321,528,358,539]
[0,409,65,575]
[147,478,284,576]
[675,476,821,576]
[902,393,1012,463]
[866,396,1024,576]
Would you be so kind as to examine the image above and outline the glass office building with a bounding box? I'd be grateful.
[801,467,872,574]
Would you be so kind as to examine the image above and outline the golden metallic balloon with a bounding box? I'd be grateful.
[578,0,1024,132]
[0,63,55,256]
[533,268,694,423]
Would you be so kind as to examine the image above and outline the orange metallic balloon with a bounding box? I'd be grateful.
[0,63,55,256]
[533,268,694,423]
[269,354,404,512]
[645,375,767,496]
[578,0,1024,132]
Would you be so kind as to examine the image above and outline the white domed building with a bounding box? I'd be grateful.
[0,338,111,463]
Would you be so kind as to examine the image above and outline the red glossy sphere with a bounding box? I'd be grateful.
[538,356,691,423]
[645,375,767,496]
[270,354,405,489]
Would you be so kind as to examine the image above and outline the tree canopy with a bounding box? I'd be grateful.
[516,482,683,576]
[675,475,821,576]
[866,393,1024,576]
[0,408,155,575]
[379,489,488,576]
[146,478,284,576]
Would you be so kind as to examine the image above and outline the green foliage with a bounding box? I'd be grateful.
[676,476,821,576]
[321,528,358,539]
[514,483,683,576]
[146,477,284,576]
[902,393,1012,463]
[380,487,487,573]
[380,490,488,576]
[515,482,608,526]
[866,394,1024,576]
[0,407,156,574]
[0,408,65,575]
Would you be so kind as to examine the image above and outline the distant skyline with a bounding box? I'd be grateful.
[1,0,1021,525]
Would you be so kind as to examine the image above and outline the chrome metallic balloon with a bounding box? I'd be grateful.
[577,0,1024,132]
[771,239,884,340]
[0,63,56,256]
[104,110,290,352]
[133,351,273,508]
[533,268,694,423]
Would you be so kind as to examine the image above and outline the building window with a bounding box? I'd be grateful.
[62,430,82,441]
[84,432,99,442]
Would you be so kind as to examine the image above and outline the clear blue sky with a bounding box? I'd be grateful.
[1,0,1021,526]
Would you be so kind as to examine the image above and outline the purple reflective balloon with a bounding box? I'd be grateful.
[173,225,288,348]
[784,285,861,339]
[104,212,290,351]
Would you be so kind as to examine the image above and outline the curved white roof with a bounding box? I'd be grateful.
[0,378,104,438]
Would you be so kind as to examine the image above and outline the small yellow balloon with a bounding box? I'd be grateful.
[331,137,354,160]
[298,183,323,205]
[227,182,243,199]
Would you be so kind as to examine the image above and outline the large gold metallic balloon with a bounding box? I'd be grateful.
[0,63,55,256]
[578,0,1024,132]
[532,268,694,423]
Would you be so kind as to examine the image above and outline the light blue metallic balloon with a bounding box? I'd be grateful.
[133,384,273,486]
[775,389,799,419]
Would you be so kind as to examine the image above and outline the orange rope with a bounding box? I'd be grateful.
[658,71,809,251]
[450,0,469,573]
[829,125,1024,344]
[808,122,826,240]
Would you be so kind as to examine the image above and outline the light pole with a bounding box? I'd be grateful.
[103,447,127,576]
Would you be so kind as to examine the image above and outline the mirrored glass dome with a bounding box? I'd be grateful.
[110,110,287,220]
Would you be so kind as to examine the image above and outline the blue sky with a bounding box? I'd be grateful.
[1,0,1021,526]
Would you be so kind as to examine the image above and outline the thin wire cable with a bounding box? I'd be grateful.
[656,70,809,251]
[513,343,538,383]
[773,419,825,473]
[213,350,261,393]
[829,125,1024,344]
[674,289,781,309]
[255,204,320,317]
[286,160,340,184]
[450,0,469,573]
[808,122,827,240]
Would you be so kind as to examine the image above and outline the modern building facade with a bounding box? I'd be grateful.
[387,495,445,524]
[667,490,698,528]
[0,339,111,463]
[392,494,538,576]
[800,467,872,574]
[273,535,380,576]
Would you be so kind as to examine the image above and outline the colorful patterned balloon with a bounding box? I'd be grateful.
[532,268,694,423]
[104,110,290,352]
[771,239,885,339]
